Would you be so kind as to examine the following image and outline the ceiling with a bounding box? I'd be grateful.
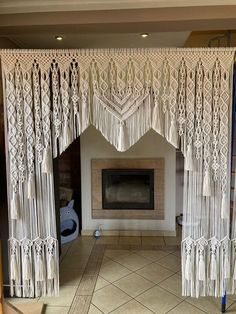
[0,0,235,14]
[0,0,235,49]
[8,32,190,49]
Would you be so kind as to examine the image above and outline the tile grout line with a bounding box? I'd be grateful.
[155,282,185,301]
[99,255,177,287]
[93,250,159,313]
[134,298,156,314]
[110,257,154,272]
[78,243,105,313]
[91,302,106,314]
[225,300,236,312]
[45,239,93,313]
[104,277,171,314]
[105,250,178,276]
[68,239,97,314]
[65,240,181,314]
[184,298,217,314]
[59,242,73,264]
[172,298,209,314]
[165,299,186,314]
[97,263,181,313]
[155,260,181,274]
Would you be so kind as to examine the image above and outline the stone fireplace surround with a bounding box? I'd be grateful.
[91,158,164,220]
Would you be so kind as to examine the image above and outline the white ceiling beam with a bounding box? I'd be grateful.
[0,6,236,35]
[0,0,236,14]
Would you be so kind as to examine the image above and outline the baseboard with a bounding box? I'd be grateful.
[81,229,176,237]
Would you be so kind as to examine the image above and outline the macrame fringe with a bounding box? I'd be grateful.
[75,114,81,138]
[198,255,205,281]
[118,122,128,152]
[10,254,18,281]
[221,192,229,219]
[3,48,234,299]
[62,125,72,151]
[182,238,196,296]
[164,111,170,142]
[203,170,211,197]
[27,176,36,199]
[22,255,32,281]
[45,237,59,296]
[11,193,20,220]
[184,254,192,281]
[47,255,56,280]
[152,102,163,136]
[169,121,178,148]
[233,259,236,280]
[92,95,151,151]
[210,255,217,280]
[81,100,90,133]
[196,238,208,297]
[33,239,47,297]
[42,147,53,174]
[185,144,194,171]
[9,239,21,297]
[224,256,231,279]
[35,255,45,282]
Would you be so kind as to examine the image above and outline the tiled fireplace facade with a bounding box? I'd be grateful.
[91,159,165,220]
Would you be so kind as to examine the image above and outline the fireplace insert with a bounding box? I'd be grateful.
[102,169,154,209]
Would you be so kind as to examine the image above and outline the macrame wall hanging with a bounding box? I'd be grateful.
[0,48,235,298]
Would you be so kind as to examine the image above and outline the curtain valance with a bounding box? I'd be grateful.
[0,48,235,298]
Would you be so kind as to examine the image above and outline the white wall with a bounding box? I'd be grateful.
[80,126,176,232]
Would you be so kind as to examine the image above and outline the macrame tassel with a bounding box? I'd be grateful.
[81,100,90,133]
[221,192,229,219]
[47,255,56,280]
[224,256,230,279]
[10,254,18,280]
[210,255,217,280]
[36,255,45,281]
[42,147,53,174]
[184,255,191,280]
[152,103,163,136]
[199,255,205,281]
[233,260,236,279]
[63,125,72,150]
[23,255,32,281]
[185,144,194,171]
[11,193,20,220]
[118,121,128,152]
[27,176,36,199]
[169,121,178,148]
[203,170,211,197]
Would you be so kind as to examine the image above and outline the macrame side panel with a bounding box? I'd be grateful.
[0,48,234,298]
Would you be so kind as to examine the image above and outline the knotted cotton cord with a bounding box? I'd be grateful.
[0,48,234,298]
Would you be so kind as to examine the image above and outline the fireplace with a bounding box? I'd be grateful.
[102,169,154,210]
[91,159,164,219]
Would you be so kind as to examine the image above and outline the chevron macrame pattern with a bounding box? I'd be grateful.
[0,48,235,298]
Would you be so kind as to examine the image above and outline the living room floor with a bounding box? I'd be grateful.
[7,232,236,314]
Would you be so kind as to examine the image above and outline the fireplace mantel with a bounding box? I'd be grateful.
[91,158,164,220]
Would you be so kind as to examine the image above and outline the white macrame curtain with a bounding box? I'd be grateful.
[0,48,235,298]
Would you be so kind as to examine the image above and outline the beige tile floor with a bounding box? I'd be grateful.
[7,234,236,313]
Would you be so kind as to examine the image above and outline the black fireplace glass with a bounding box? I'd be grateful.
[102,169,154,209]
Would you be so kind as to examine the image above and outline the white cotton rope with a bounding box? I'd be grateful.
[0,47,235,298]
